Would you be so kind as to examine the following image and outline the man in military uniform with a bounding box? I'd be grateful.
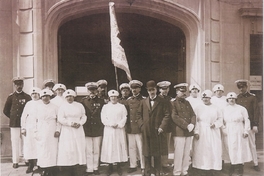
[81,82,105,175]
[171,83,196,176]
[126,80,145,174]
[97,79,109,103]
[157,81,173,172]
[3,77,31,168]
[137,80,170,176]
[119,83,131,105]
[235,79,260,171]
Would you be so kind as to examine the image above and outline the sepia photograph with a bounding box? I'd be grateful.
[0,0,263,176]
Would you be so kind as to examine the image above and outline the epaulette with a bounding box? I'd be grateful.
[9,92,15,96]
[249,92,255,96]
[81,96,89,100]
[127,97,133,100]
[171,98,176,101]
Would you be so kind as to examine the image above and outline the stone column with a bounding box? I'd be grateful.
[18,0,43,90]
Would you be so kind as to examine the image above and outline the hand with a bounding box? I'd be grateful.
[243,133,248,138]
[252,126,258,133]
[71,122,80,129]
[210,123,215,129]
[187,124,194,132]
[194,134,199,140]
[54,131,60,137]
[21,129,26,136]
[158,128,163,135]
[112,124,118,128]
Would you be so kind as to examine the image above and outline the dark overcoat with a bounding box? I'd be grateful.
[137,96,170,156]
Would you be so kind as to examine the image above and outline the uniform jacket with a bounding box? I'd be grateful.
[136,96,170,156]
[3,91,31,127]
[171,97,196,137]
[126,94,145,134]
[81,96,105,137]
[237,92,259,128]
[158,94,173,133]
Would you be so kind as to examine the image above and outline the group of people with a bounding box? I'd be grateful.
[3,77,260,176]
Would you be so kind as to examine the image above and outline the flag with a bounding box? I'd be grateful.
[109,2,132,81]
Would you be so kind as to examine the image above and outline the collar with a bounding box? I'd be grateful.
[150,95,157,101]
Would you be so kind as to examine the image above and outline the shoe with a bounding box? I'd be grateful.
[117,167,123,176]
[13,163,18,168]
[25,161,29,166]
[254,165,260,171]
[94,170,100,175]
[107,164,113,176]
[26,166,33,173]
[127,167,137,173]
[26,161,34,173]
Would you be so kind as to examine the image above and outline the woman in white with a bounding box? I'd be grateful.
[222,92,252,176]
[100,90,128,176]
[35,89,61,176]
[57,89,87,176]
[51,83,66,107]
[192,90,223,175]
[21,87,41,174]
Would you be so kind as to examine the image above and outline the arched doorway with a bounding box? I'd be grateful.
[58,13,185,97]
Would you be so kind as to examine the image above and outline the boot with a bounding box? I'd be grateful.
[26,160,34,173]
[238,164,244,176]
[107,164,113,176]
[117,163,123,176]
[229,164,235,176]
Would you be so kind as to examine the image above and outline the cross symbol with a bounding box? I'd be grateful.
[203,93,206,97]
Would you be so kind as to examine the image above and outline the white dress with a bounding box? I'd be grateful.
[57,101,87,166]
[223,104,252,164]
[35,102,61,168]
[100,102,128,163]
[186,96,203,110]
[21,100,40,159]
[211,96,229,160]
[192,104,223,170]
[51,96,66,107]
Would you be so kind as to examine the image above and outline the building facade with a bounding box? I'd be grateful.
[0,0,263,157]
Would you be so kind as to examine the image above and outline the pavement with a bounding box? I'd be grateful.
[1,132,263,176]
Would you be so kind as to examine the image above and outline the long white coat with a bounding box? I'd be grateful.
[51,96,66,107]
[192,104,223,170]
[186,96,203,110]
[222,104,252,164]
[211,96,229,160]
[21,100,40,159]
[35,102,60,168]
[57,101,87,166]
[100,102,128,163]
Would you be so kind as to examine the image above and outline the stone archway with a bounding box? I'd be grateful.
[43,0,205,87]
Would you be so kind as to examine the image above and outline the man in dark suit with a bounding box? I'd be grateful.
[81,82,105,175]
[137,80,170,176]
[235,79,260,171]
[3,77,31,168]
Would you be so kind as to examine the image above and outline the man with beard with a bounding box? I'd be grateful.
[3,77,31,168]
[171,83,196,176]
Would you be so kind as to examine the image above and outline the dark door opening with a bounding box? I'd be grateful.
[58,13,186,97]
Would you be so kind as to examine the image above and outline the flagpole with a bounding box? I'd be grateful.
[114,66,119,90]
